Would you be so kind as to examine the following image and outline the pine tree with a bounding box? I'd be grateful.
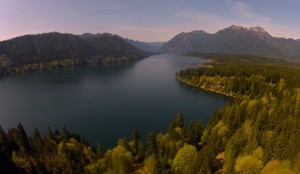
[14,123,31,153]
[146,132,158,157]
[62,126,71,140]
[45,127,54,140]
[186,120,204,146]
[0,125,10,154]
[132,129,141,155]
[169,112,186,141]
[31,128,44,155]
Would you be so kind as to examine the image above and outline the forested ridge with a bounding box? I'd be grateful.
[0,32,148,76]
[1,54,300,173]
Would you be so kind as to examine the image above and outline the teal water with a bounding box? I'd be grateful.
[0,54,228,149]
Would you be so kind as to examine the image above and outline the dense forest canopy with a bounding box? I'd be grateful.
[176,54,300,173]
[1,54,299,173]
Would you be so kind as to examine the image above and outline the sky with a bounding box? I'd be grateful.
[1,0,300,42]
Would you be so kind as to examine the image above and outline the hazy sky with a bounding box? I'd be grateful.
[1,0,300,42]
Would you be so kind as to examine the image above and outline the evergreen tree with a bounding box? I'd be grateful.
[169,112,186,141]
[132,129,141,155]
[186,120,204,147]
[0,125,10,154]
[14,123,31,153]
[146,132,158,157]
[131,129,144,162]
[62,126,71,140]
[117,137,131,151]
[45,127,54,140]
[31,128,44,155]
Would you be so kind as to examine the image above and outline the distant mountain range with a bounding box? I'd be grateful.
[81,33,165,52]
[124,39,165,52]
[1,25,299,70]
[160,25,300,59]
[0,32,149,67]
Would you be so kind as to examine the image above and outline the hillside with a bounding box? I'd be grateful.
[0,32,148,75]
[160,25,300,59]
[80,33,164,52]
[0,32,147,66]
[124,39,165,52]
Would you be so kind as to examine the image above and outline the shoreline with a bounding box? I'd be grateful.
[176,77,236,98]
[0,56,146,78]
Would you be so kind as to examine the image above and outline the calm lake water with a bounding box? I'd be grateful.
[0,54,228,149]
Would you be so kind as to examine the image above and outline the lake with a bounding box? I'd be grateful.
[0,54,228,149]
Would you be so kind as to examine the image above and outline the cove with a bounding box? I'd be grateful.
[0,54,228,149]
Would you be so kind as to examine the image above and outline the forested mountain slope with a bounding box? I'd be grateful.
[0,32,148,76]
[124,39,165,52]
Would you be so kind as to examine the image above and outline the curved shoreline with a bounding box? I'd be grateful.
[176,77,236,98]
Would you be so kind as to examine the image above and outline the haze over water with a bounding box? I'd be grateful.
[0,54,228,149]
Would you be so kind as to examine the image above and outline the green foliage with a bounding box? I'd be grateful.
[234,147,264,174]
[213,121,229,137]
[172,144,198,174]
[146,131,158,157]
[169,111,185,141]
[186,119,204,146]
[234,155,263,174]
[131,129,144,161]
[177,54,300,173]
[261,160,295,174]
[11,123,31,153]
[0,125,96,173]
[30,128,44,155]
[145,155,158,174]
[111,145,133,174]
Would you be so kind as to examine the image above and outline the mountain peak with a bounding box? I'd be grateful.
[180,30,207,35]
[222,25,271,39]
[249,26,267,33]
[227,25,268,33]
[188,30,209,35]
[248,26,272,40]
[192,30,207,33]
[228,25,246,30]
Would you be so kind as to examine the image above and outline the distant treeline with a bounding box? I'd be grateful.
[0,57,130,76]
